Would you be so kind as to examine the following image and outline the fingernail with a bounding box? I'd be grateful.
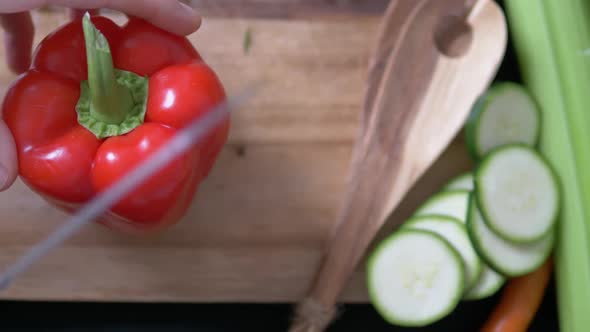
[178,1,194,12]
[178,1,202,30]
[0,164,8,191]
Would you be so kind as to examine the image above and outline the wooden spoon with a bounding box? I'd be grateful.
[289,0,507,331]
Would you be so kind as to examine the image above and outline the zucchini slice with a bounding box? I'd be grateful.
[367,229,464,327]
[466,193,554,277]
[475,144,560,243]
[444,172,474,191]
[414,190,470,222]
[404,215,482,291]
[463,265,505,301]
[465,82,541,160]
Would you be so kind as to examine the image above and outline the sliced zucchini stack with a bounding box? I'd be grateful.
[366,82,560,327]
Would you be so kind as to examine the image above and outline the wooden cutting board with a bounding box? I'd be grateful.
[0,3,474,302]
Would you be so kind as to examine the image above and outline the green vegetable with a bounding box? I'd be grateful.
[463,264,505,301]
[466,193,554,278]
[403,215,482,291]
[474,144,560,243]
[465,82,541,160]
[505,1,590,330]
[366,229,464,327]
[444,172,474,191]
[414,190,470,222]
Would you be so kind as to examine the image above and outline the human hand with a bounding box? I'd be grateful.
[0,0,202,191]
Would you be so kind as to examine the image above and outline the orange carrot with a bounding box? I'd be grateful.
[480,257,553,332]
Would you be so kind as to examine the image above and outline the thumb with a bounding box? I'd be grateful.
[0,121,18,191]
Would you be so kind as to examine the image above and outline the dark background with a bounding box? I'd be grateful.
[0,2,561,331]
[0,284,558,331]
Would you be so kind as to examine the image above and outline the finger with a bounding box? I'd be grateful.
[70,9,100,20]
[3,0,201,36]
[0,12,34,74]
[0,121,18,191]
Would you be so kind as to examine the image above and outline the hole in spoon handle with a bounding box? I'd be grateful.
[434,17,473,58]
[433,0,486,58]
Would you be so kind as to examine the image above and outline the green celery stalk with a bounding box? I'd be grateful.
[504,1,590,331]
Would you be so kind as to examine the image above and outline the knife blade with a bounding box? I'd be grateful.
[0,84,259,290]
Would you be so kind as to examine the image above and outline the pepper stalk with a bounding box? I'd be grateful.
[76,12,149,139]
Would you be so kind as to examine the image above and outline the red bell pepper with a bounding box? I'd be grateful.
[1,13,229,234]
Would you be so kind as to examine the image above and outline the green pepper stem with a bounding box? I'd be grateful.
[82,12,133,124]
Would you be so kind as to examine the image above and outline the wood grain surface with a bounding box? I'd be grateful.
[185,0,390,19]
[0,9,474,302]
